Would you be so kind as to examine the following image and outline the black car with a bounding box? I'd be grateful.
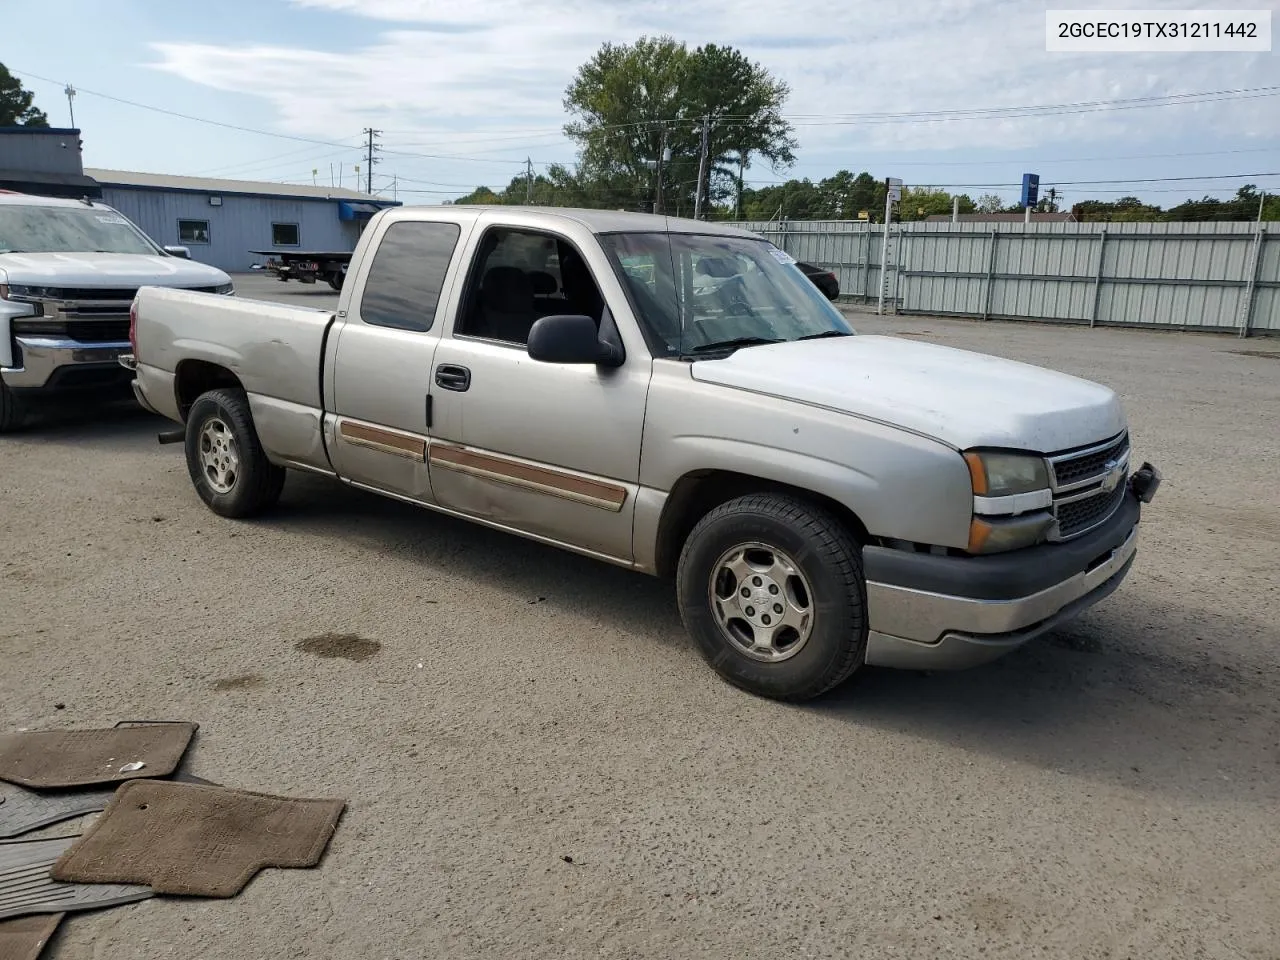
[795,261,840,301]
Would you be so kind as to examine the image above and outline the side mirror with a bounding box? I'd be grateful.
[527,314,624,367]
[164,245,191,259]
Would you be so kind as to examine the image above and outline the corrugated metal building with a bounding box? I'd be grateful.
[85,169,400,273]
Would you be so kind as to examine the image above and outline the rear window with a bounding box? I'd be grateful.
[359,221,462,333]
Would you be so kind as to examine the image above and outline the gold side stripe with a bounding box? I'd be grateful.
[337,420,426,461]
[428,443,628,513]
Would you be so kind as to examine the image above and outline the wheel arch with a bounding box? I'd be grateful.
[174,359,245,421]
[652,469,873,579]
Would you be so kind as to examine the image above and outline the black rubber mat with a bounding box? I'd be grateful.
[0,837,152,921]
[0,784,117,841]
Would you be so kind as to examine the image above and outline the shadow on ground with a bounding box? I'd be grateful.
[268,472,1279,806]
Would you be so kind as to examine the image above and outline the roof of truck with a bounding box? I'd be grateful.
[437,205,757,237]
[0,192,109,208]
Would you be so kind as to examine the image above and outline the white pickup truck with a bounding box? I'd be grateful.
[0,191,233,430]
[125,205,1160,701]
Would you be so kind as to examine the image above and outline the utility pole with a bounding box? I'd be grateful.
[1259,189,1267,222]
[655,124,668,215]
[362,128,382,195]
[878,177,902,316]
[64,84,76,128]
[694,115,711,220]
[526,158,534,204]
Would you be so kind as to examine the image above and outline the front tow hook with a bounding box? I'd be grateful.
[1130,462,1162,503]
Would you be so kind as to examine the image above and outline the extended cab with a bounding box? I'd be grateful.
[0,192,233,431]
[125,206,1161,701]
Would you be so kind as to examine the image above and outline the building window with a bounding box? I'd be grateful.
[272,222,300,246]
[178,219,210,244]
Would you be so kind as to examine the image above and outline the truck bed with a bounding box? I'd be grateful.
[132,286,333,412]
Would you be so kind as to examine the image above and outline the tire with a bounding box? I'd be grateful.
[676,493,867,702]
[184,388,286,518]
[0,380,25,434]
[327,273,344,291]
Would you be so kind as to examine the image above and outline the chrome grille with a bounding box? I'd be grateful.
[1050,433,1130,489]
[1047,432,1131,541]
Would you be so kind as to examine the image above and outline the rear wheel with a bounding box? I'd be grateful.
[676,493,867,701]
[0,381,25,434]
[184,388,285,518]
[326,272,344,291]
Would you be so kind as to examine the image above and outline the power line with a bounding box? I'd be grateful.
[15,64,1276,159]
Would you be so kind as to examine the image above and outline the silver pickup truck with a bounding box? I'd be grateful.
[125,206,1161,701]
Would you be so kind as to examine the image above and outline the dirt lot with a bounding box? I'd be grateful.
[2,277,1278,959]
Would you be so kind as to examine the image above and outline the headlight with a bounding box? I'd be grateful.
[964,451,1049,496]
[963,451,1053,554]
[214,282,235,296]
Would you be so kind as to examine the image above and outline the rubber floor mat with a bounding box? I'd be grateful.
[0,784,116,840]
[0,838,152,921]
[51,780,346,897]
[0,723,197,789]
[0,913,63,960]
[0,771,219,840]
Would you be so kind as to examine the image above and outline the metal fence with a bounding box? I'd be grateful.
[726,219,1278,337]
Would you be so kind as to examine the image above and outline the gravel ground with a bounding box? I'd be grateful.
[2,275,1278,959]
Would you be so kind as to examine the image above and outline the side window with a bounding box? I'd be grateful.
[457,228,605,345]
[178,219,210,244]
[359,221,461,333]
[271,222,300,246]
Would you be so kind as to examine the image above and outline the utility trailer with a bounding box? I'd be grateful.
[250,250,353,290]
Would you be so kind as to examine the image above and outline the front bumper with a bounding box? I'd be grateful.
[1,335,134,391]
[863,473,1155,670]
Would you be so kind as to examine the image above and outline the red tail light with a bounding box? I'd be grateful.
[129,298,138,354]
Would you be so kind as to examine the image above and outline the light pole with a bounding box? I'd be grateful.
[64,84,76,128]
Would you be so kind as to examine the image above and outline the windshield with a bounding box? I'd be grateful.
[0,204,159,256]
[601,231,853,357]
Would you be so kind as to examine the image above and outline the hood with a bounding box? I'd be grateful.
[690,335,1125,453]
[0,252,230,288]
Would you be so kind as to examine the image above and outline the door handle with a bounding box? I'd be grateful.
[434,363,471,392]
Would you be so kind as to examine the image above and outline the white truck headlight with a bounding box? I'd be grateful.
[964,451,1049,496]
[963,451,1053,554]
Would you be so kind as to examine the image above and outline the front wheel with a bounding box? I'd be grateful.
[676,493,867,701]
[184,388,285,518]
[0,380,25,434]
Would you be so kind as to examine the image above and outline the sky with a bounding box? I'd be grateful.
[3,0,1279,210]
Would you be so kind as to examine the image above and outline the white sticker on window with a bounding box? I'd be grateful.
[767,245,796,265]
[95,215,128,224]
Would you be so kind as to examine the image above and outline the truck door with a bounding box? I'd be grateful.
[326,217,471,503]
[425,223,652,563]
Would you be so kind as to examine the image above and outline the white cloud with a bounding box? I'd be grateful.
[149,0,1280,162]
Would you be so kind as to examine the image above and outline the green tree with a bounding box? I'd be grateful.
[899,186,974,221]
[975,193,1005,214]
[452,185,503,205]
[563,36,796,215]
[0,63,48,127]
[1073,196,1162,222]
